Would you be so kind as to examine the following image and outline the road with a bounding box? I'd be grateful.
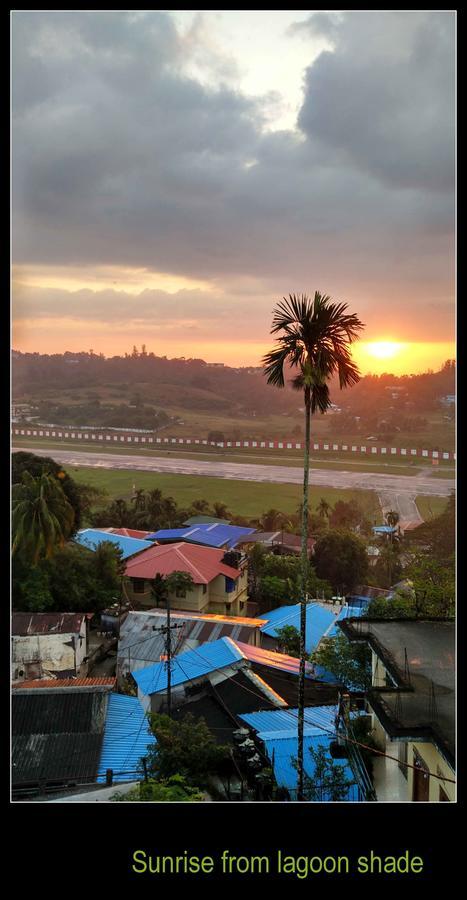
[378,491,424,531]
[14,446,454,503]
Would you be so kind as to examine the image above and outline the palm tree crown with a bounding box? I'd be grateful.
[12,471,75,564]
[263,292,364,407]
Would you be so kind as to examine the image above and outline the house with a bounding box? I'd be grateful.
[12,613,91,682]
[238,705,366,801]
[131,636,287,714]
[100,527,154,540]
[236,531,315,558]
[232,641,341,707]
[259,602,340,655]
[74,528,152,560]
[147,522,255,549]
[123,541,249,616]
[12,680,115,795]
[338,617,455,801]
[96,693,157,784]
[117,609,266,681]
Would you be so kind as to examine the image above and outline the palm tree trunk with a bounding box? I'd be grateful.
[297,391,311,801]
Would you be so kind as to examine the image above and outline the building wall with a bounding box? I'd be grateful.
[406,741,455,802]
[12,622,87,681]
[124,566,248,616]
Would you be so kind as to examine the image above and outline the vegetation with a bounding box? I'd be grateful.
[146,713,231,789]
[274,624,302,657]
[110,774,204,802]
[313,530,369,593]
[311,633,372,690]
[12,540,125,613]
[247,551,332,612]
[12,472,76,564]
[12,450,84,529]
[294,745,355,801]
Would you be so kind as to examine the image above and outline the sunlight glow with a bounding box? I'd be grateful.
[365,341,406,360]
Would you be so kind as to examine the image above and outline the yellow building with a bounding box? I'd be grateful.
[339,618,455,802]
[123,541,248,617]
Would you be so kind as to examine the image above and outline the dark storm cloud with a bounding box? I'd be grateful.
[12,9,455,335]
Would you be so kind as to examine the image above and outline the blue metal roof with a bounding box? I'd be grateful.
[372,525,397,534]
[239,704,339,736]
[260,603,338,654]
[239,705,359,800]
[132,636,245,696]
[97,693,156,783]
[147,523,255,549]
[326,605,365,638]
[74,529,151,560]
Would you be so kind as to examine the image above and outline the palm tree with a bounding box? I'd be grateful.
[263,292,364,800]
[12,471,75,564]
[132,488,146,512]
[317,498,332,520]
[212,502,231,520]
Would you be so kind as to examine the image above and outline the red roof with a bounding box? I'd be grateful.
[124,541,241,584]
[106,528,153,539]
[12,677,116,689]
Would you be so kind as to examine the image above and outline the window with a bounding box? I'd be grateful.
[132,579,145,594]
[225,577,235,594]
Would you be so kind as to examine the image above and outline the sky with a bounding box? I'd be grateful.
[12,10,455,374]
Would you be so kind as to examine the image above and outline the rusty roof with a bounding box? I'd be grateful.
[11,613,88,636]
[12,677,116,689]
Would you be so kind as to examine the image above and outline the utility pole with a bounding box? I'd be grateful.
[152,602,183,717]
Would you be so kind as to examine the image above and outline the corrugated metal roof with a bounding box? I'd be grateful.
[147,523,255,549]
[124,541,242,583]
[233,641,317,679]
[239,705,339,736]
[12,677,116,689]
[132,636,245,696]
[74,529,151,560]
[12,612,87,636]
[238,705,359,800]
[97,694,157,783]
[324,606,365,638]
[260,603,338,654]
[118,611,262,676]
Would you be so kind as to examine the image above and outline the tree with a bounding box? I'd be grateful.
[311,634,372,690]
[385,510,400,529]
[263,292,364,800]
[274,624,302,657]
[296,745,354,801]
[146,713,230,787]
[256,508,291,532]
[12,451,83,529]
[111,774,204,802]
[211,502,231,520]
[313,530,369,593]
[257,575,288,610]
[317,498,332,520]
[151,573,168,607]
[132,488,146,512]
[12,472,75,565]
[164,571,195,601]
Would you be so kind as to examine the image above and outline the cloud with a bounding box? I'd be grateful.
[12,10,455,348]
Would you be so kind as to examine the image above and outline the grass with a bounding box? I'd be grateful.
[415,495,450,520]
[12,436,427,476]
[67,465,382,520]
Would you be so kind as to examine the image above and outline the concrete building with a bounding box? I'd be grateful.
[338,617,455,802]
[123,542,249,616]
[12,613,91,682]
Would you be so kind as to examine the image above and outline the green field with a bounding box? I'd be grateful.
[415,495,450,520]
[67,464,382,520]
[11,436,429,477]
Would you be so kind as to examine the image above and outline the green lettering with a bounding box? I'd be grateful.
[132,850,147,874]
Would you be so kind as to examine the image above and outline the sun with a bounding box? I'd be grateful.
[365,341,405,360]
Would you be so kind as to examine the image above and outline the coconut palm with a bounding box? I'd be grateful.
[317,498,332,520]
[263,291,364,800]
[12,471,75,564]
[132,488,146,512]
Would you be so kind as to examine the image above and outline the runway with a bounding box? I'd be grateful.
[14,446,454,500]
